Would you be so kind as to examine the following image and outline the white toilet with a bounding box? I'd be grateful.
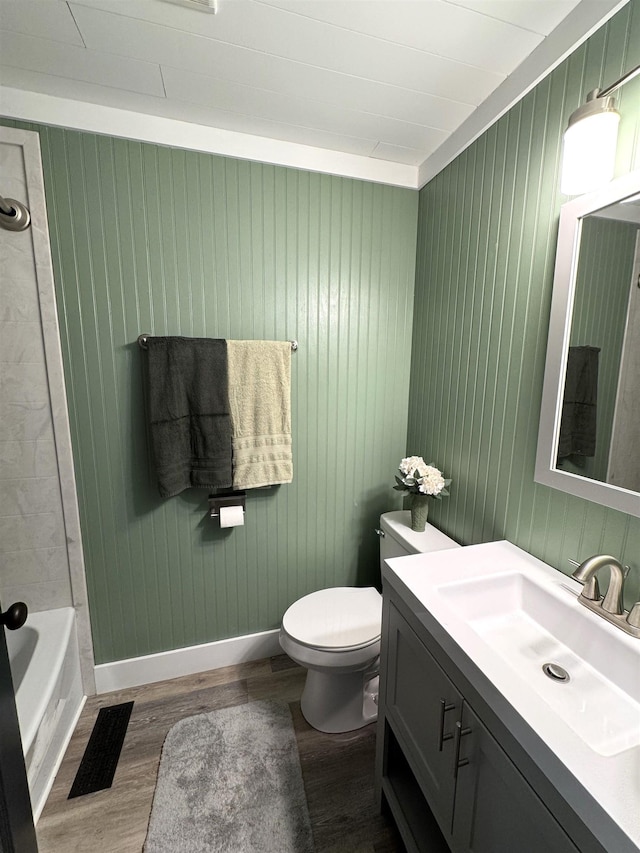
[279,510,460,733]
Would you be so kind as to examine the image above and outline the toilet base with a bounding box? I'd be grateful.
[300,669,379,733]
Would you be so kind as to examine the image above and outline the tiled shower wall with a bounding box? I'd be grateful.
[0,131,72,611]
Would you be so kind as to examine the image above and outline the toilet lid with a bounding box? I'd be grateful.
[282,587,382,650]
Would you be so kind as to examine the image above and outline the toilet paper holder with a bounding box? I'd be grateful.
[208,491,246,520]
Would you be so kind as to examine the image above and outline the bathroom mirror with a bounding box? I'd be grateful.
[535,169,640,517]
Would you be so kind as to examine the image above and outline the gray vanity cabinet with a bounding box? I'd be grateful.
[384,600,462,830]
[378,597,580,853]
[451,701,579,852]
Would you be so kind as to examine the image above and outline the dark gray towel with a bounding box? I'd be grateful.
[145,337,232,497]
[557,345,599,463]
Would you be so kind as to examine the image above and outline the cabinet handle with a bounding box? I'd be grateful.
[453,720,472,778]
[438,699,456,751]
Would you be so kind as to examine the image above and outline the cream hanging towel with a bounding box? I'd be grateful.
[227,340,293,489]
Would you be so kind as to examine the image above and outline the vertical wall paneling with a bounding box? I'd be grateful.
[408,0,640,606]
[0,121,418,664]
[3,0,638,664]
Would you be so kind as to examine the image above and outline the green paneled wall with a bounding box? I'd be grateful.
[565,216,637,481]
[1,122,418,663]
[408,0,640,605]
[4,0,640,665]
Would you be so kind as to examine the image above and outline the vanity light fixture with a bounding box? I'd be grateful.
[561,63,640,196]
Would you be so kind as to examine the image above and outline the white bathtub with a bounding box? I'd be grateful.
[5,607,85,821]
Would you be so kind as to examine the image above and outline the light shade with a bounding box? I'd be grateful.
[560,91,620,195]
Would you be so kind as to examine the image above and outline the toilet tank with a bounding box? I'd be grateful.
[379,510,459,569]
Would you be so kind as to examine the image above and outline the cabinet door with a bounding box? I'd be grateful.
[452,702,579,853]
[385,602,462,830]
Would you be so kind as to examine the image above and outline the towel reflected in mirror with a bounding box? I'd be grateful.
[557,345,600,468]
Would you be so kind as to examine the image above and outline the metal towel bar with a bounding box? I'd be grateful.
[137,334,298,351]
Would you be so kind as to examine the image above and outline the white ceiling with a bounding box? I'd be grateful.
[0,0,627,187]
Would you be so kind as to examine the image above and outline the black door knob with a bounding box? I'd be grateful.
[1,602,28,631]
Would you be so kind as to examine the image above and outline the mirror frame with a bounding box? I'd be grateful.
[535,169,640,518]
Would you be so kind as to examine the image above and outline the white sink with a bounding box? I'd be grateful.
[436,570,640,756]
[385,540,640,849]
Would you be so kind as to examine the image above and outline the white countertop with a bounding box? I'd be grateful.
[384,540,640,851]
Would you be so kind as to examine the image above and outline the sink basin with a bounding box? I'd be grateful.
[384,539,640,850]
[436,571,640,756]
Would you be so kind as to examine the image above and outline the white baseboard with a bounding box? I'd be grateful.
[94,629,282,694]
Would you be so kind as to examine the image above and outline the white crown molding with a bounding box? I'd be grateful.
[94,628,283,693]
[0,86,419,189]
[418,0,629,189]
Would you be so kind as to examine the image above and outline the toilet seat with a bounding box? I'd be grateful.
[282,586,382,651]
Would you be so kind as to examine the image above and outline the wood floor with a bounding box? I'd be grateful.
[36,655,405,852]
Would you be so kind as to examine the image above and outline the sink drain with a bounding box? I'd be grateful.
[542,662,570,683]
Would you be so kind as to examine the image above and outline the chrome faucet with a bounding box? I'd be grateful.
[571,554,640,638]
[572,554,625,614]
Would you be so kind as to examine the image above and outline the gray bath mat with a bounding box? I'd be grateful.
[144,700,314,853]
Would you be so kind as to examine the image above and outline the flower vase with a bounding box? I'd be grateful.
[410,495,429,532]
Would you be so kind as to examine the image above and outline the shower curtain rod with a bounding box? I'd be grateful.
[0,193,13,215]
[0,191,31,231]
[137,334,298,351]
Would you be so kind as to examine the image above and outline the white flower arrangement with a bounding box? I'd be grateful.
[394,456,451,499]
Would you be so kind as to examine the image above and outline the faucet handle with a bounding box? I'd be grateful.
[582,575,601,601]
[627,602,640,629]
[569,558,600,600]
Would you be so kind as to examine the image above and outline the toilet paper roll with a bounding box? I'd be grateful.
[219,505,245,528]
